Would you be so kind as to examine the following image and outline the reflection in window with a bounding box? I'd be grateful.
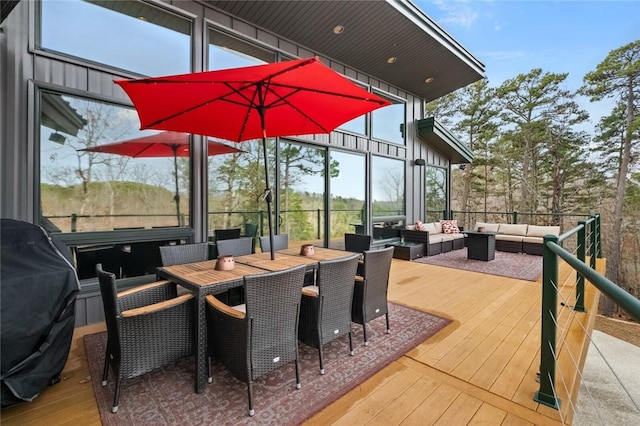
[208,29,275,70]
[278,142,326,246]
[372,156,405,218]
[41,0,191,76]
[40,91,191,233]
[425,166,447,222]
[371,94,405,145]
[329,150,366,248]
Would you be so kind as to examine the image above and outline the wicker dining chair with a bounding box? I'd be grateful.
[259,233,288,252]
[298,253,361,374]
[351,246,394,346]
[205,264,307,417]
[96,264,195,413]
[344,233,372,253]
[214,228,242,241]
[159,242,208,266]
[215,237,253,257]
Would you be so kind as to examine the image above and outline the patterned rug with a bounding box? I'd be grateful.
[84,302,450,425]
[414,248,543,281]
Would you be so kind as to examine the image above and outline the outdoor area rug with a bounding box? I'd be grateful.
[84,302,450,425]
[414,248,543,281]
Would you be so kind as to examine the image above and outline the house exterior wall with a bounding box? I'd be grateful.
[1,0,453,324]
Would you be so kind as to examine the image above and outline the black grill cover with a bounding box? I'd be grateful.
[1,219,79,406]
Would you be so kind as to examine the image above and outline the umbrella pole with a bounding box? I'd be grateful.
[261,136,275,260]
[173,152,181,226]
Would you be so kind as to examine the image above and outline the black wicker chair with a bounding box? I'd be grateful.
[351,246,394,346]
[205,264,306,416]
[214,228,242,241]
[96,264,195,413]
[215,237,254,257]
[344,233,372,253]
[159,242,208,266]
[298,254,361,374]
[259,233,288,252]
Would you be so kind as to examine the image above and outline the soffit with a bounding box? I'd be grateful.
[206,0,485,101]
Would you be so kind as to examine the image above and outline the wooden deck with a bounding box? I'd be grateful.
[1,256,603,425]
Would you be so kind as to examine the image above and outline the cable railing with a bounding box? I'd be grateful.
[535,214,640,416]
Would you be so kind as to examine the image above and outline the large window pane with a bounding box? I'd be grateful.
[328,151,366,249]
[41,0,191,76]
[207,139,268,238]
[372,156,405,240]
[208,29,275,70]
[425,166,447,222]
[278,142,325,247]
[40,91,191,233]
[371,94,405,145]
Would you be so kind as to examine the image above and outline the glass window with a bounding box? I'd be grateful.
[40,91,191,233]
[207,139,267,238]
[278,142,326,247]
[208,29,275,70]
[328,150,366,248]
[425,166,447,222]
[371,156,405,240]
[40,0,191,76]
[371,94,405,145]
[337,80,368,135]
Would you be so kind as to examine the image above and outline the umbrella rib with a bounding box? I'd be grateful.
[266,82,391,105]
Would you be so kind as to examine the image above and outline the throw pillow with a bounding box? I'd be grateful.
[440,219,460,234]
[415,221,426,231]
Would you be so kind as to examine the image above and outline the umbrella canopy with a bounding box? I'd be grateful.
[115,56,391,259]
[80,131,244,224]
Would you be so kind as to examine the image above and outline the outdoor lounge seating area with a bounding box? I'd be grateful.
[402,220,465,257]
[472,222,561,255]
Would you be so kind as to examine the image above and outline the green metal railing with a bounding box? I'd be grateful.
[535,214,640,409]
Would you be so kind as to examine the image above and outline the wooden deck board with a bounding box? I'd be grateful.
[0,256,605,426]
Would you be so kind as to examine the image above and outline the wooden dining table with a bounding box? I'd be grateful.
[156,260,265,393]
[156,246,354,393]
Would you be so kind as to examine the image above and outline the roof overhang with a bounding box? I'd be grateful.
[207,0,485,101]
[417,117,473,164]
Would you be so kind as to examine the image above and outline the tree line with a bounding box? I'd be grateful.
[427,40,639,317]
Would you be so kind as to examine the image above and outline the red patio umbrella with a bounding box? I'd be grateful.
[115,56,391,259]
[80,131,244,225]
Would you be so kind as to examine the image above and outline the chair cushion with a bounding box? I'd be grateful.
[440,219,460,234]
[526,225,560,237]
[301,285,319,297]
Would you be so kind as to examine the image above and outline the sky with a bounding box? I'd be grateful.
[415,0,640,127]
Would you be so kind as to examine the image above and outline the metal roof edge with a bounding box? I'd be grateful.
[417,117,474,164]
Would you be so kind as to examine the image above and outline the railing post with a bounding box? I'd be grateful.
[535,234,561,410]
[259,210,264,237]
[594,214,602,259]
[575,221,587,312]
[512,211,518,224]
[316,208,321,239]
[71,214,77,232]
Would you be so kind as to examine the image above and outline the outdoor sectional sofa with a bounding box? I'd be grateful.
[402,221,465,256]
[472,222,561,255]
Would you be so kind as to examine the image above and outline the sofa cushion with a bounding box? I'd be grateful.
[405,224,416,231]
[428,234,444,243]
[424,222,438,234]
[526,225,560,237]
[440,219,460,234]
[522,236,544,244]
[474,222,500,232]
[495,234,525,242]
[432,222,443,234]
[497,223,528,236]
